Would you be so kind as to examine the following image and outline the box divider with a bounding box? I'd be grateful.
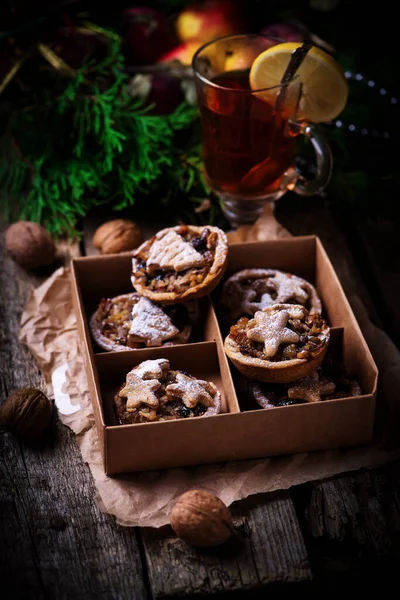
[204,301,241,413]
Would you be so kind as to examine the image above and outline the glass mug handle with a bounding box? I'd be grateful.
[283,121,333,196]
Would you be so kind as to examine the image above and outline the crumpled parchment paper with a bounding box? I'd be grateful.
[18,204,400,527]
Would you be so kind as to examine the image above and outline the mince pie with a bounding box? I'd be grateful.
[220,268,322,323]
[114,358,221,424]
[90,293,196,351]
[131,225,228,303]
[250,364,362,409]
[224,303,330,383]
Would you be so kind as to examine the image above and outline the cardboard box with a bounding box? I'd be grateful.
[70,235,378,474]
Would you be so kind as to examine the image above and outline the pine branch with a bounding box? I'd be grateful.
[0,28,209,237]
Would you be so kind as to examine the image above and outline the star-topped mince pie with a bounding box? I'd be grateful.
[224,303,330,382]
[89,293,196,351]
[131,225,228,303]
[287,371,336,403]
[220,268,322,323]
[249,362,362,409]
[114,358,221,424]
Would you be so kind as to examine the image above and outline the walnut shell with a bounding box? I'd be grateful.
[93,219,142,254]
[0,387,52,441]
[5,221,56,268]
[170,490,233,547]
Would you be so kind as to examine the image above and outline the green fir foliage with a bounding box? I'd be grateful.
[0,33,207,237]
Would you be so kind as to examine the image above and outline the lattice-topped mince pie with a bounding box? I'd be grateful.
[114,359,221,423]
[224,303,330,382]
[90,293,196,351]
[220,268,322,323]
[131,225,228,303]
[250,363,362,408]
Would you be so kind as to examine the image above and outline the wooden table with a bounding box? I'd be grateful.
[1,194,400,599]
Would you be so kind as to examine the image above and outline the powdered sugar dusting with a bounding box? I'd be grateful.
[247,309,300,358]
[270,272,309,304]
[288,372,336,403]
[131,358,170,381]
[286,305,307,320]
[245,291,275,314]
[222,269,321,319]
[147,230,207,273]
[165,373,215,408]
[129,298,179,346]
[119,374,161,411]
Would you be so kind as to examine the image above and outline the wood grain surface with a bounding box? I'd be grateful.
[141,492,311,598]
[1,195,400,598]
[0,231,147,600]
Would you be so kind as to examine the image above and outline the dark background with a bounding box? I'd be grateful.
[1,0,399,222]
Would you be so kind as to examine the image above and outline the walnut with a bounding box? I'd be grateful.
[0,387,52,441]
[93,219,142,254]
[169,490,233,547]
[5,221,56,268]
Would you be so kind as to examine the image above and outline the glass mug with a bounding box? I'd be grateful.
[192,34,332,227]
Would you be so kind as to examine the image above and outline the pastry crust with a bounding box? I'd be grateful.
[224,303,330,383]
[114,358,221,424]
[249,365,362,408]
[90,292,195,352]
[220,268,322,323]
[131,225,228,304]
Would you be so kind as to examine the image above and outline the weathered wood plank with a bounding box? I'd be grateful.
[0,231,148,600]
[141,491,311,598]
[291,461,400,589]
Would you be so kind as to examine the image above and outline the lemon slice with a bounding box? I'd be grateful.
[249,42,348,122]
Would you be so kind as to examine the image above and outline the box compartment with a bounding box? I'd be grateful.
[232,327,376,411]
[71,253,221,353]
[70,235,379,474]
[96,341,239,424]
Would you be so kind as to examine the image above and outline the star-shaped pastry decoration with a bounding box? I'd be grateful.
[272,272,309,304]
[129,298,179,346]
[129,358,170,381]
[248,291,275,313]
[119,374,161,412]
[147,230,207,274]
[165,373,215,409]
[227,280,274,319]
[242,284,274,315]
[288,372,336,403]
[247,309,300,358]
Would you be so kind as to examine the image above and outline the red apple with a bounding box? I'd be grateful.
[122,6,177,66]
[176,0,247,44]
[158,40,203,66]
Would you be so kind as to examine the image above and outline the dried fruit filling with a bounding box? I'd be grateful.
[251,363,362,409]
[97,293,188,347]
[229,313,327,361]
[115,370,209,424]
[133,227,218,293]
